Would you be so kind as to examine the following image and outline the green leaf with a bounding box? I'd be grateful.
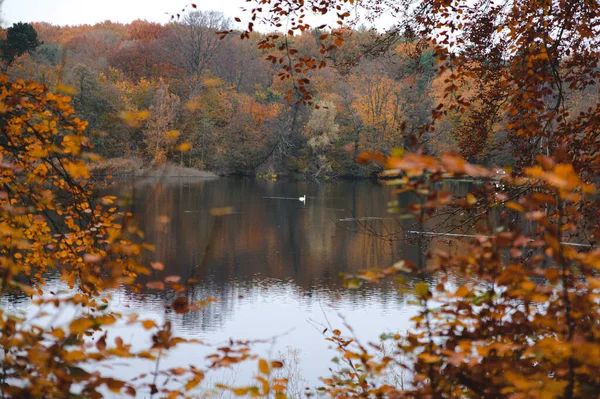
[415,281,429,298]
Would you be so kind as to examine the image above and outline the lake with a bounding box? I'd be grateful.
[3,177,474,396]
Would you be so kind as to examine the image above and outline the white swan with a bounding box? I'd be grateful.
[299,195,306,202]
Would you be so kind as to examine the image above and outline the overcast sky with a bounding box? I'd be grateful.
[1,0,248,26]
[1,0,394,33]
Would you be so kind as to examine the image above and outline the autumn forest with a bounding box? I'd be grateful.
[3,0,600,398]
[3,14,525,177]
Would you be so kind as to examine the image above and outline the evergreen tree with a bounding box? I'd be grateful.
[1,22,41,66]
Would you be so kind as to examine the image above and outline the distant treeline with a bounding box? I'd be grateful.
[4,13,590,176]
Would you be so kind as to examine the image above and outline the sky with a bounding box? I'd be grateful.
[1,0,248,26]
[1,0,396,33]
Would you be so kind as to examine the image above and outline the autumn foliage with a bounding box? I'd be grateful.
[236,0,600,397]
[2,0,600,397]
[0,77,286,397]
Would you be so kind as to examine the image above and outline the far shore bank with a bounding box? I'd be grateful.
[89,157,217,178]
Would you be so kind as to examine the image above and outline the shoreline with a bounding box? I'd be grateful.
[89,157,218,179]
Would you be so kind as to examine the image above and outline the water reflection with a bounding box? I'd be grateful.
[2,177,472,389]
[127,178,401,285]
[110,178,423,331]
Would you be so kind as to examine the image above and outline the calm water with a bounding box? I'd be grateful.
[3,177,475,395]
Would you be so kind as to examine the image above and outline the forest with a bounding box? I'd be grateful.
[2,14,531,177]
[2,0,600,398]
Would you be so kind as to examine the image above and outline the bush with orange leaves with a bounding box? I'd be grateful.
[0,75,287,398]
[316,150,600,398]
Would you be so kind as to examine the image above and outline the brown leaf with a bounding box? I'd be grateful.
[172,297,190,314]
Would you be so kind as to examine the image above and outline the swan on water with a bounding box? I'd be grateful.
[299,195,306,202]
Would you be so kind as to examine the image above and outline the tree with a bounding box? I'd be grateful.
[216,91,283,173]
[0,73,279,397]
[349,61,405,151]
[144,80,181,164]
[211,33,274,94]
[1,22,41,66]
[2,0,600,397]
[172,10,231,98]
[70,63,113,132]
[0,75,149,397]
[239,0,600,397]
[302,100,340,177]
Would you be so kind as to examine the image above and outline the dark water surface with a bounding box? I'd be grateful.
[4,177,474,394]
[110,178,470,384]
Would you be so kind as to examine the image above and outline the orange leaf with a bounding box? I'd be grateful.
[588,277,600,290]
[419,353,441,363]
[259,358,270,374]
[146,281,166,290]
[142,320,157,330]
[505,201,524,212]
[177,142,192,152]
[165,275,181,284]
[151,261,164,271]
[455,285,469,297]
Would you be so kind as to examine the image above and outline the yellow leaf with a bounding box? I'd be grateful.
[64,160,90,179]
[466,194,477,205]
[55,84,77,95]
[273,384,286,392]
[185,375,203,391]
[166,130,180,139]
[257,375,269,394]
[259,358,270,374]
[69,318,94,335]
[101,196,116,205]
[185,99,201,111]
[415,281,430,298]
[391,147,405,158]
[505,201,524,212]
[96,315,117,326]
[210,207,235,216]
[119,110,150,127]
[233,388,249,396]
[177,142,192,152]
[346,279,361,289]
[64,350,87,362]
[51,328,65,340]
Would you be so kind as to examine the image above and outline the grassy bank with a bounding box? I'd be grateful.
[89,157,218,178]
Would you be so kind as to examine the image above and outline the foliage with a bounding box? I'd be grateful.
[324,150,600,398]
[0,75,143,396]
[144,80,181,164]
[3,0,600,396]
[233,0,600,397]
[301,100,340,177]
[9,16,480,177]
[0,75,283,398]
[1,22,42,66]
